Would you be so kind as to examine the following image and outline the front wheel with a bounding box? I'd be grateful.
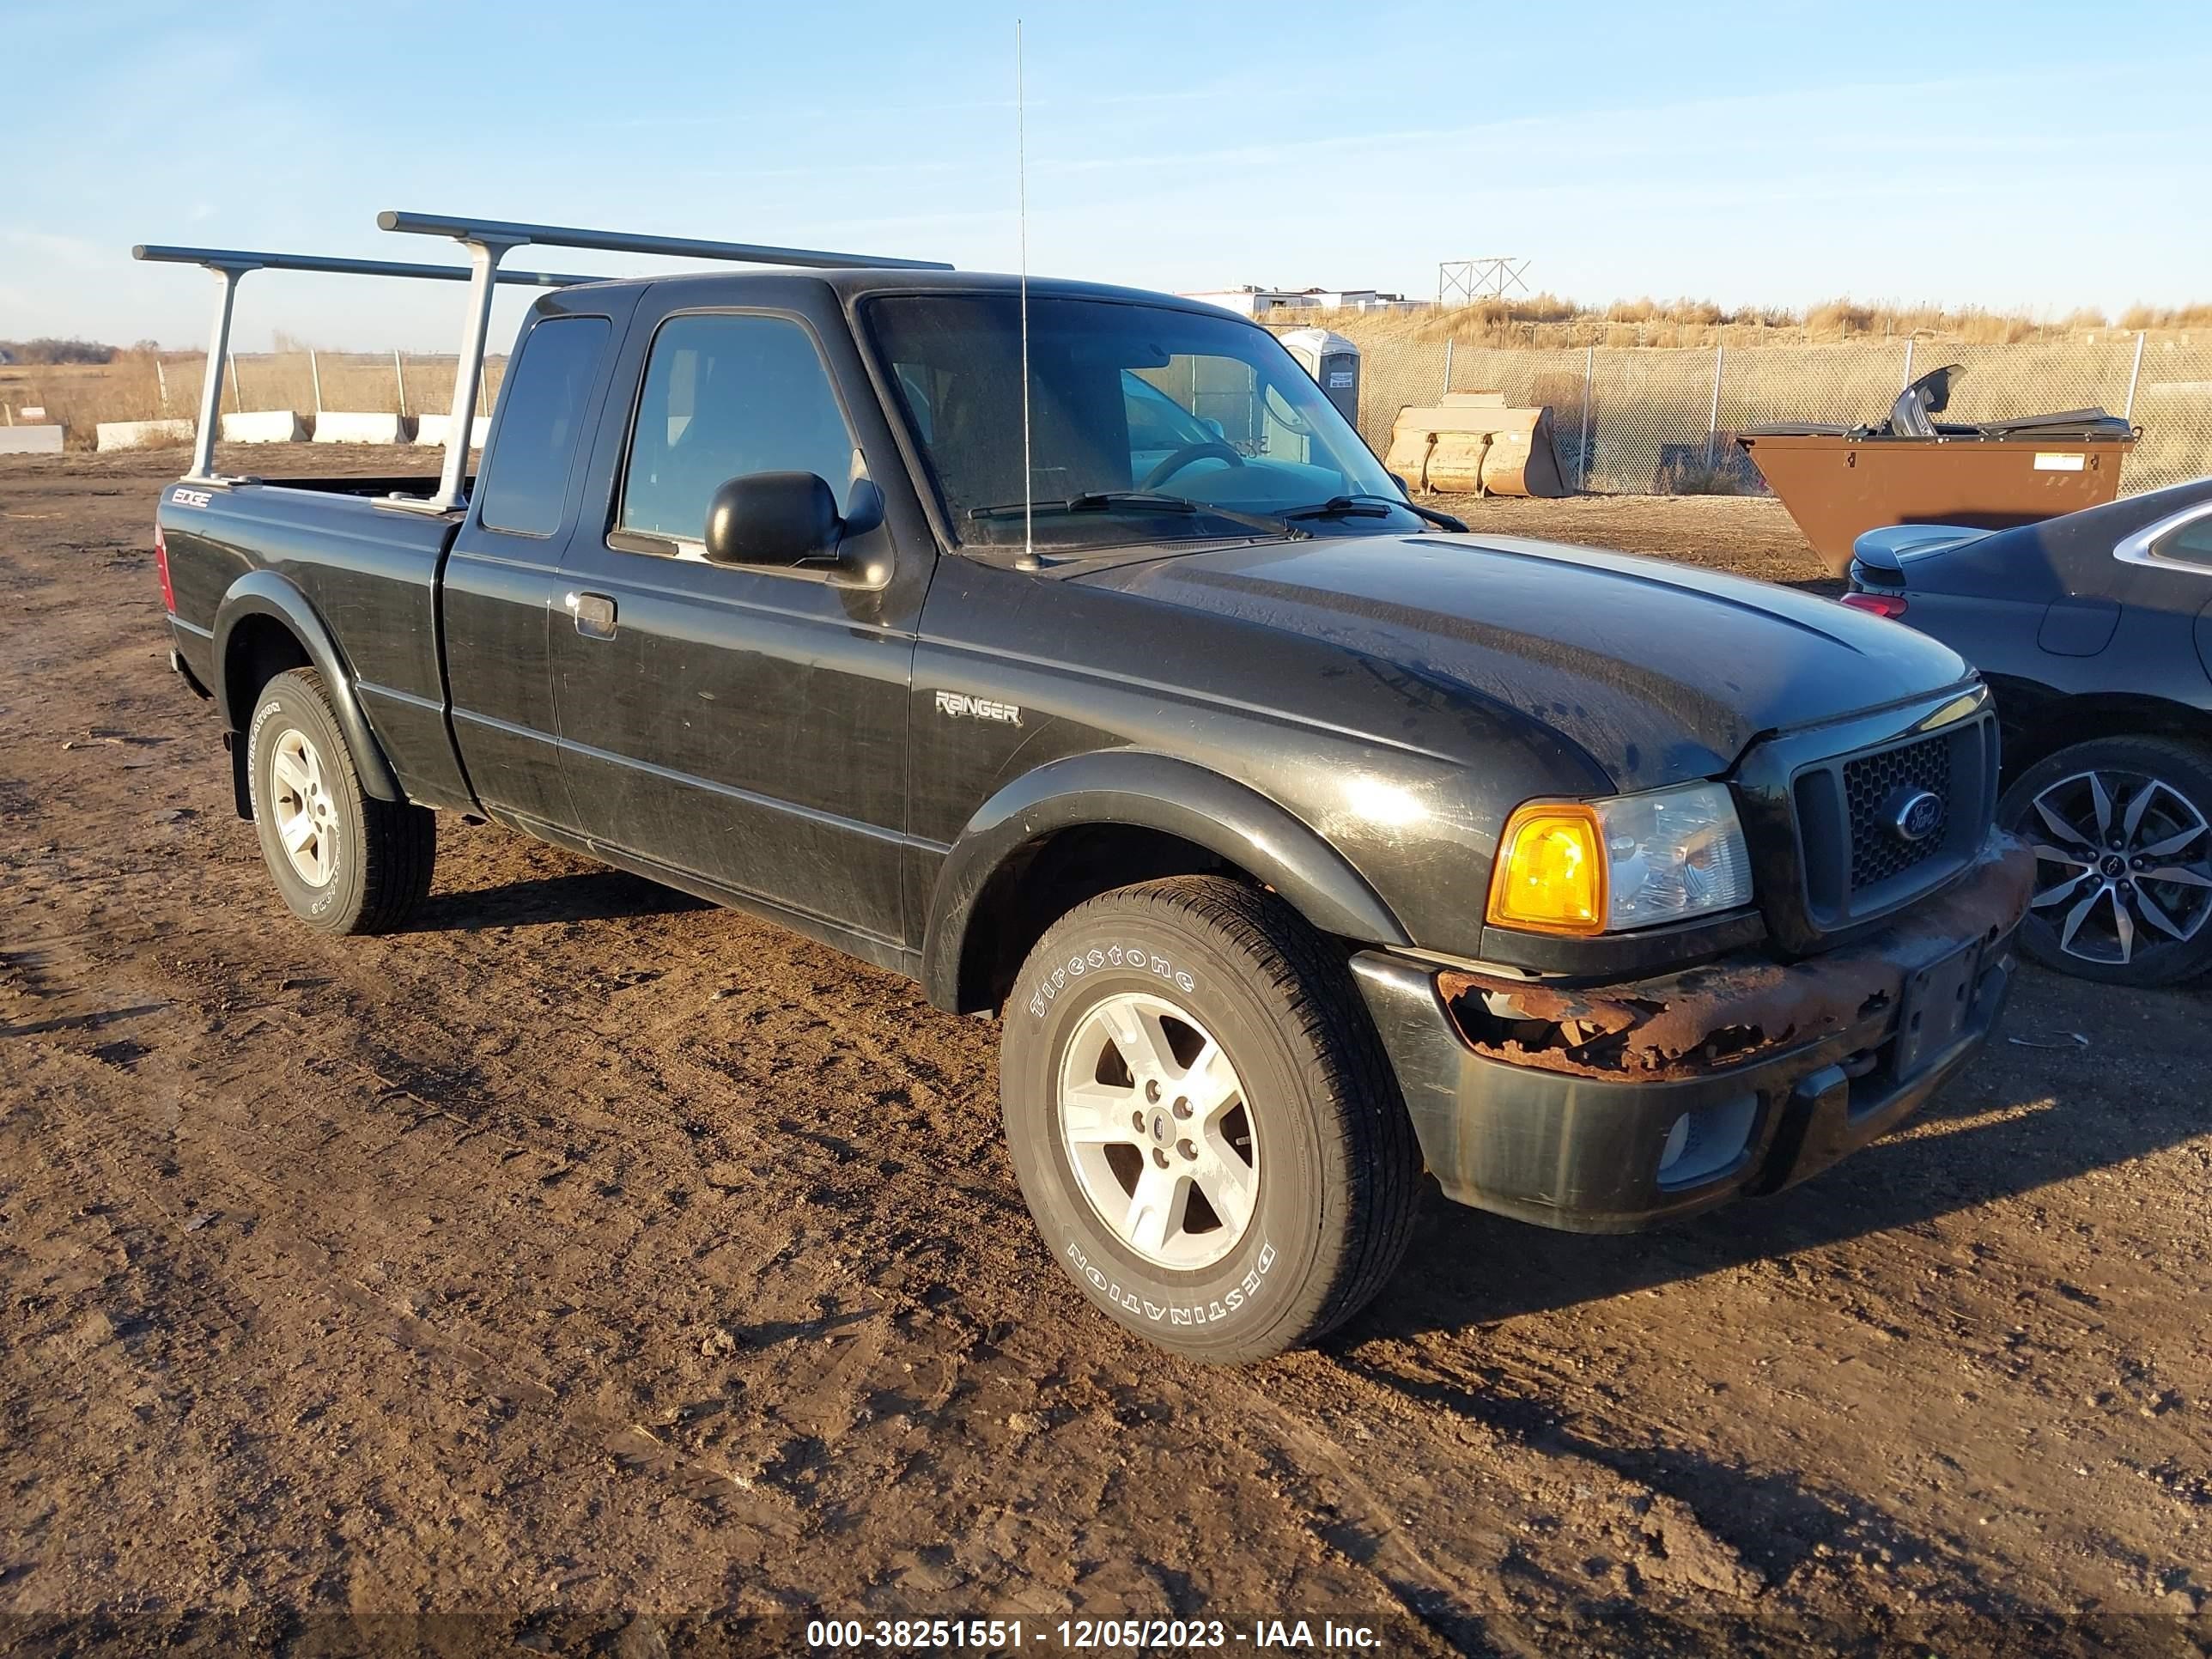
[1000,877,1419,1363]
[1999,734,2212,986]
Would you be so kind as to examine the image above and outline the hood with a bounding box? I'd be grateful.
[1076,532,1973,789]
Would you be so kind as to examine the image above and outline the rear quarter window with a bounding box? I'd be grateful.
[477,315,612,538]
[2154,511,2212,568]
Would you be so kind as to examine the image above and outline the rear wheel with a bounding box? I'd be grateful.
[1000,876,1419,1363]
[246,669,435,935]
[1999,735,2212,986]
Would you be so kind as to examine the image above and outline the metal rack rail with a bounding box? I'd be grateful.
[136,213,953,507]
[132,244,601,484]
[371,211,952,511]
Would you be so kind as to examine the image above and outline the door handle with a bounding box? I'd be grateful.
[564,591,617,640]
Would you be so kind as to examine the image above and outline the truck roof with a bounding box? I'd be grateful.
[554,266,1249,318]
[136,207,1253,506]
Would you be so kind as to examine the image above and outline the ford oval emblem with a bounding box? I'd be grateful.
[1890,788,1944,843]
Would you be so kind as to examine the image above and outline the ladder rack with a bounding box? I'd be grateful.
[374,211,951,274]
[136,212,952,504]
[374,210,951,512]
[134,243,604,484]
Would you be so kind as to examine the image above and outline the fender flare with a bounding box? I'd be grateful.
[921,750,1410,1011]
[212,571,404,803]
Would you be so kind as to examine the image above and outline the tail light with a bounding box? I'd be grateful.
[1839,590,1907,620]
[154,524,175,613]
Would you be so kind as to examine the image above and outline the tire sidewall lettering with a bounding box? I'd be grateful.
[1022,941,1292,1337]
[249,692,344,915]
[1027,939,1198,1019]
[1000,889,1358,1358]
[1063,1237,1278,1326]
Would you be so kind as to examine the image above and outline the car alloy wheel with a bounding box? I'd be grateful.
[268,726,340,889]
[2026,768,2212,967]
[1054,990,1260,1272]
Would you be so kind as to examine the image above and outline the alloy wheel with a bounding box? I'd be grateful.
[1055,991,1260,1271]
[2025,768,2212,966]
[269,727,339,888]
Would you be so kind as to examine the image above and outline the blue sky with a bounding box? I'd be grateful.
[3,0,2209,351]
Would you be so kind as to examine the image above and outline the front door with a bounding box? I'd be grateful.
[550,300,926,949]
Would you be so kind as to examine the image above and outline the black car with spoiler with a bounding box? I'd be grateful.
[1846,477,2212,988]
[148,209,2030,1362]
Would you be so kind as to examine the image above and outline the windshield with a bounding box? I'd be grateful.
[866,294,1401,550]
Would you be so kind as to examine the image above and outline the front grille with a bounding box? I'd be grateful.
[1843,734,1952,890]
[1757,702,1998,949]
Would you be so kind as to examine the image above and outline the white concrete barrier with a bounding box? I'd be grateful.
[96,419,196,453]
[0,425,65,454]
[412,413,492,450]
[313,411,411,445]
[220,410,309,444]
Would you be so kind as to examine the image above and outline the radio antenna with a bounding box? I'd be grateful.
[1015,17,1036,571]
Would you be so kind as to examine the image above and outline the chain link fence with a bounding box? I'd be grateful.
[23,325,2212,487]
[1336,328,2211,499]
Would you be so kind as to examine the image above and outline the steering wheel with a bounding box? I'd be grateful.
[1140,441,1245,491]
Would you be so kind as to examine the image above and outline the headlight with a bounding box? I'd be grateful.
[1487,781,1753,935]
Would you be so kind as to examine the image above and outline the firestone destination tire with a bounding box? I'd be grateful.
[1000,876,1419,1363]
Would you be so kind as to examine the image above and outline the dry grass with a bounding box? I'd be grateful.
[1285,295,2208,352]
[0,359,162,447]
[2118,302,2212,331]
[1,351,507,448]
[1664,463,1753,496]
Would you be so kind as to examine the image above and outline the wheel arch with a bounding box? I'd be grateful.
[1989,677,2212,780]
[213,572,404,806]
[921,751,1410,1014]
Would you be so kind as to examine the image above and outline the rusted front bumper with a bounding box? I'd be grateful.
[1351,832,2033,1234]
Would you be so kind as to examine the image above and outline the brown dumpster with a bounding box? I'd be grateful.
[1736,364,2136,575]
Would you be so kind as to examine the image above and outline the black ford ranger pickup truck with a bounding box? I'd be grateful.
[153,236,2032,1362]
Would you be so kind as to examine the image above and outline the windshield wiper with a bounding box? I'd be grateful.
[1283,493,1468,532]
[968,491,1307,539]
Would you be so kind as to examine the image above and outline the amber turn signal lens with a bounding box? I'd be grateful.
[1486,803,1606,934]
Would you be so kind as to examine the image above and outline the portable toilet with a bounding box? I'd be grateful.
[1278,328,1360,428]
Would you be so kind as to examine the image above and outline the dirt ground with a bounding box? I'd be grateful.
[3,449,2207,1656]
[1417,490,1839,590]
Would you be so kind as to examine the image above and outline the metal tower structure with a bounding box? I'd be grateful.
[1437,258,1532,307]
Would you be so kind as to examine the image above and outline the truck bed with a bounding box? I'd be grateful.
[215,472,460,497]
[159,479,469,806]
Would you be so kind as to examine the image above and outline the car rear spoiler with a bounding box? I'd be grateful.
[1850,523,1995,578]
[135,211,953,511]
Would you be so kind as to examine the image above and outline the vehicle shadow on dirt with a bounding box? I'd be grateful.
[1326,1354,2069,1645]
[410,867,712,933]
[1354,969,2209,1340]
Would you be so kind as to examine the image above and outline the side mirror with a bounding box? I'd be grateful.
[1200,416,1226,441]
[1387,471,1412,499]
[702,471,890,589]
[704,471,841,568]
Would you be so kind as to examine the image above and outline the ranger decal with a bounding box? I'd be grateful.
[933,690,1021,726]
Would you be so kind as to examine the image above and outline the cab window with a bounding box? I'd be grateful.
[619,313,862,544]
[477,315,610,537]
